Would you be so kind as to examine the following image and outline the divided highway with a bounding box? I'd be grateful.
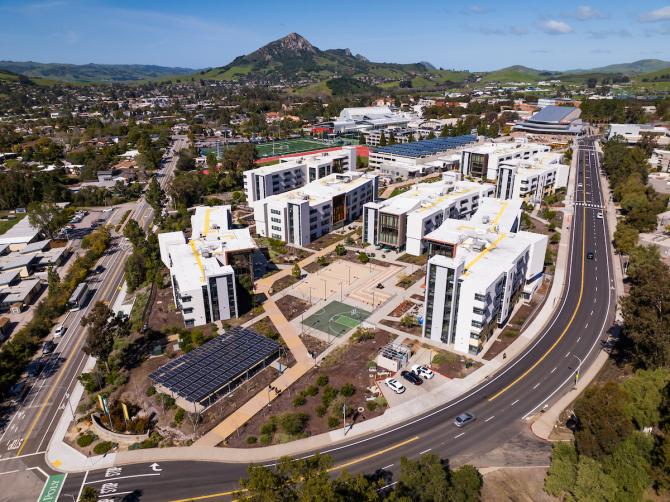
[1,136,616,502]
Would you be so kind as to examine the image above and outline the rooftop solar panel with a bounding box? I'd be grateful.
[149,327,281,404]
[372,135,477,158]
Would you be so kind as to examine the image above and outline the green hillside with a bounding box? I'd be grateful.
[565,59,670,76]
[0,61,195,83]
[481,65,549,83]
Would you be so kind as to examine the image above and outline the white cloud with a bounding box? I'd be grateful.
[587,29,632,39]
[462,4,490,15]
[539,20,574,34]
[639,6,670,22]
[570,5,606,20]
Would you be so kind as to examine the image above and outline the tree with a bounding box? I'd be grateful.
[335,243,346,256]
[358,252,370,264]
[392,454,451,502]
[427,131,436,140]
[622,368,670,429]
[206,151,218,170]
[388,131,396,145]
[123,220,145,250]
[47,266,61,299]
[379,131,387,147]
[176,150,196,171]
[450,465,483,502]
[145,177,166,216]
[573,381,633,458]
[613,222,639,254]
[292,263,301,279]
[545,442,578,498]
[81,302,130,365]
[27,202,69,240]
[79,486,98,502]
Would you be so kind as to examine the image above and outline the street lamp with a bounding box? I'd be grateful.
[321,278,327,301]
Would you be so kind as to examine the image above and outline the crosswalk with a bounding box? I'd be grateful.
[572,202,604,209]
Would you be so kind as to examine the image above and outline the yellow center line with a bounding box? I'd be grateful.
[169,436,420,502]
[488,148,587,402]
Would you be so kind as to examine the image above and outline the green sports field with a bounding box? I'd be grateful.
[302,301,371,337]
[255,138,332,158]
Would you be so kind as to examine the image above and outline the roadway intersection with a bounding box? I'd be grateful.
[0,136,617,501]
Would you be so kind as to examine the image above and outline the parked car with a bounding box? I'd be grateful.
[411,365,435,379]
[401,370,423,385]
[53,324,66,338]
[384,378,406,394]
[42,340,56,355]
[453,412,476,428]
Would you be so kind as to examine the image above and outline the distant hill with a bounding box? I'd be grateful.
[564,59,670,75]
[199,32,455,89]
[0,61,195,83]
[481,65,554,83]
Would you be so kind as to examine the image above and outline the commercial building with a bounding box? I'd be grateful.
[158,206,257,328]
[243,147,357,203]
[650,149,670,172]
[253,171,378,246]
[512,105,585,137]
[422,200,547,355]
[363,174,495,255]
[329,106,410,134]
[496,152,569,203]
[368,135,477,180]
[607,124,670,146]
[461,141,550,181]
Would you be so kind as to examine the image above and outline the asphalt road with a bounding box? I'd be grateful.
[40,136,618,502]
[0,136,187,500]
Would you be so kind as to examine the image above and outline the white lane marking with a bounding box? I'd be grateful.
[590,310,594,315]
[533,383,540,390]
[76,470,89,502]
[27,466,48,479]
[564,352,570,358]
[454,432,465,439]
[382,464,394,470]
[419,448,432,455]
[485,416,495,422]
[0,469,19,476]
[85,473,161,484]
[511,399,520,406]
[550,367,557,374]
[577,336,581,342]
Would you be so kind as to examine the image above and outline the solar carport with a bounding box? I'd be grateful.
[373,134,477,158]
[150,327,281,411]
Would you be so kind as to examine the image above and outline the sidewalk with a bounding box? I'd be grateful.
[531,138,624,440]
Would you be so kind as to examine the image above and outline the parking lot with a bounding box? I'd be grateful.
[378,365,450,407]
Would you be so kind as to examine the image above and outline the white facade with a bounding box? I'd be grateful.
[243,147,357,203]
[461,141,551,181]
[422,204,547,355]
[332,106,410,133]
[362,175,495,255]
[496,152,568,203]
[253,172,378,246]
[158,206,257,328]
[608,124,670,145]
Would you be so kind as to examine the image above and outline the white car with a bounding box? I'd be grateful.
[384,378,406,394]
[53,324,66,338]
[596,212,603,219]
[411,365,435,380]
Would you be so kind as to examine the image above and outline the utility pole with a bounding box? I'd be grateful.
[342,403,347,435]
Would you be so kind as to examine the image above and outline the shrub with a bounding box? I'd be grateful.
[304,385,319,397]
[400,314,418,328]
[260,434,272,445]
[315,404,328,417]
[76,432,97,448]
[316,375,329,387]
[260,418,277,436]
[335,244,346,256]
[340,382,356,397]
[246,436,258,445]
[146,386,156,397]
[279,412,309,436]
[159,394,176,409]
[366,400,378,411]
[351,327,375,342]
[93,441,115,455]
[321,386,339,407]
[327,416,340,428]
[174,408,185,425]
[293,395,307,407]
[358,252,370,264]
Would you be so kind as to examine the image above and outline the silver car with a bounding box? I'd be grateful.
[454,412,476,428]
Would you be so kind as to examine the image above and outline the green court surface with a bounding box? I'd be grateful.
[302,301,371,337]
[255,138,331,158]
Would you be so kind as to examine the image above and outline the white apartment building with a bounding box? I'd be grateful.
[369,135,477,180]
[461,141,550,181]
[243,146,357,203]
[363,174,495,255]
[253,172,378,246]
[496,152,569,202]
[422,200,547,355]
[607,124,670,146]
[158,206,257,328]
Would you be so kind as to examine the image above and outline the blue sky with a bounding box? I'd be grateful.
[1,0,670,71]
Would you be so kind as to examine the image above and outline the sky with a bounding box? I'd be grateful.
[1,0,670,71]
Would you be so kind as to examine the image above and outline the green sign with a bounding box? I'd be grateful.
[38,474,65,502]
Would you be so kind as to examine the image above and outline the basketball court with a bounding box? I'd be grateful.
[302,301,371,337]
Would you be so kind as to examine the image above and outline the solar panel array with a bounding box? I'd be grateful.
[373,134,477,158]
[149,327,281,404]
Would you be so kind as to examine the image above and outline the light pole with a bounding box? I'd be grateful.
[321,278,327,301]
[572,354,583,388]
[342,403,347,435]
[340,281,343,302]
[346,265,351,285]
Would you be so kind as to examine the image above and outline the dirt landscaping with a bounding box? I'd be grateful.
[397,253,429,265]
[397,268,425,289]
[305,229,354,251]
[250,316,281,343]
[389,300,415,317]
[270,274,299,294]
[225,329,395,448]
[380,318,422,336]
[428,347,482,379]
[275,294,311,321]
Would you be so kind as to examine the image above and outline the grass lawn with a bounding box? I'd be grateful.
[0,214,26,236]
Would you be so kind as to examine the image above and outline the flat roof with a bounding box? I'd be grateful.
[0,217,40,245]
[19,239,50,254]
[462,141,548,156]
[168,243,233,291]
[373,135,477,159]
[149,327,281,404]
[527,105,580,124]
[262,172,376,206]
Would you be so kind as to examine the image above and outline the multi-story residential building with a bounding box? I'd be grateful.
[363,174,495,255]
[460,141,550,181]
[243,147,357,203]
[253,171,378,246]
[158,206,257,328]
[496,152,568,203]
[421,200,547,355]
[368,135,477,180]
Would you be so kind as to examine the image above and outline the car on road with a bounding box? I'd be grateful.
[401,370,423,385]
[597,212,603,219]
[454,412,476,428]
[587,251,594,260]
[42,340,56,355]
[577,183,583,188]
[411,365,435,379]
[53,324,66,338]
[385,378,406,394]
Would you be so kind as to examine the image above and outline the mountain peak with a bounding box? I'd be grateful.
[258,32,318,59]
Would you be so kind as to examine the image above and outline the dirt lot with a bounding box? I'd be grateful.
[147,285,183,332]
[482,467,556,502]
[270,274,299,294]
[397,253,428,265]
[226,329,395,447]
[389,300,415,317]
[275,294,310,321]
[402,342,482,379]
[397,269,425,289]
[305,229,352,251]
